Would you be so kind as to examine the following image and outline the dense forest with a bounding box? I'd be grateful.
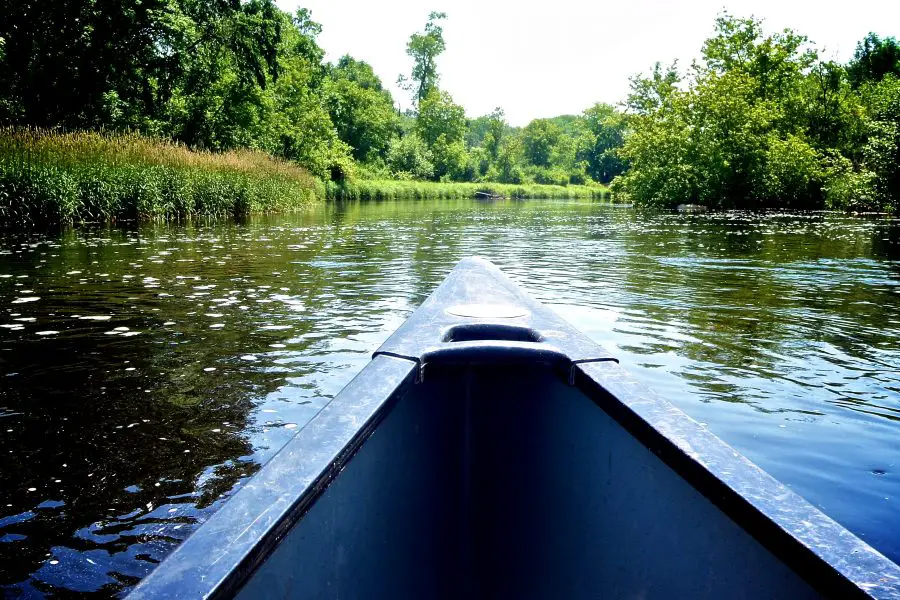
[0,2,898,214]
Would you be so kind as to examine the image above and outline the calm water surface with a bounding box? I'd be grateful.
[1,199,899,596]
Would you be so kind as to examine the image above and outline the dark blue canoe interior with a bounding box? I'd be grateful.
[240,364,817,599]
[130,258,900,599]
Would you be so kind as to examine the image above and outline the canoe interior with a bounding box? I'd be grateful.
[237,362,818,600]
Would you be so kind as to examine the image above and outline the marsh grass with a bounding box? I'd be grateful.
[0,128,324,226]
[326,179,608,201]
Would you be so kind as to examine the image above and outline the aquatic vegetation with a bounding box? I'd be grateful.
[0,128,325,227]
[326,179,608,201]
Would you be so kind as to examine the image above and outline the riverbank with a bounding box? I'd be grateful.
[0,130,609,227]
[0,129,325,226]
[326,179,608,201]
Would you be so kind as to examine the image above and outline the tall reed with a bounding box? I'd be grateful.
[0,128,325,226]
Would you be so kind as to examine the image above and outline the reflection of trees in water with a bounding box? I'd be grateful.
[611,212,900,414]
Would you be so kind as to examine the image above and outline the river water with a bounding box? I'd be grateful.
[1,198,899,596]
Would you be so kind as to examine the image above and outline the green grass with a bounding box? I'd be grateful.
[326,179,609,201]
[0,128,324,226]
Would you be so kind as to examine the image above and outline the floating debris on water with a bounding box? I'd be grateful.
[11,297,40,304]
[35,331,59,336]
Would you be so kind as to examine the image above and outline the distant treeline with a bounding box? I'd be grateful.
[0,5,897,211]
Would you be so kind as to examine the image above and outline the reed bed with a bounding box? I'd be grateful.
[0,128,324,226]
[326,179,609,201]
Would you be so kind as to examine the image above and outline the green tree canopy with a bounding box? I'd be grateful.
[0,0,284,128]
[417,88,466,146]
[521,119,563,168]
[326,56,399,161]
[580,103,628,183]
[847,33,900,89]
[613,13,834,209]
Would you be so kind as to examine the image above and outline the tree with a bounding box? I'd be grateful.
[625,62,680,115]
[466,108,505,156]
[613,13,829,209]
[847,33,900,89]
[417,88,466,147]
[415,88,467,179]
[521,119,562,167]
[326,56,399,161]
[255,9,351,179]
[494,135,525,184]
[799,61,866,158]
[858,75,900,210]
[386,132,434,179]
[699,13,815,104]
[580,103,628,183]
[398,12,447,105]
[0,0,284,129]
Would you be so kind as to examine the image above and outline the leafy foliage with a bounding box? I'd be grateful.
[325,56,399,163]
[1,6,896,212]
[847,34,900,89]
[398,12,447,104]
[612,13,899,212]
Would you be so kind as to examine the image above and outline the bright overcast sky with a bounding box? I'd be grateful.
[275,0,900,126]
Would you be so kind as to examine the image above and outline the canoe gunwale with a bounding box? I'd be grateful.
[127,354,418,599]
[573,360,900,599]
[127,257,900,599]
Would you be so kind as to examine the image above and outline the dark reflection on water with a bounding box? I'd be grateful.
[1,200,899,595]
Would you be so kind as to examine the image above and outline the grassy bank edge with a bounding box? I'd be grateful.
[326,179,609,201]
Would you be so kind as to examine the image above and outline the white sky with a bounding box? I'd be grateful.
[276,0,900,125]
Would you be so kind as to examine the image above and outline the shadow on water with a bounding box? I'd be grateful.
[1,200,900,595]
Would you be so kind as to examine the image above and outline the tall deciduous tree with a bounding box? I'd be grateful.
[521,119,562,167]
[398,12,447,105]
[326,56,399,161]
